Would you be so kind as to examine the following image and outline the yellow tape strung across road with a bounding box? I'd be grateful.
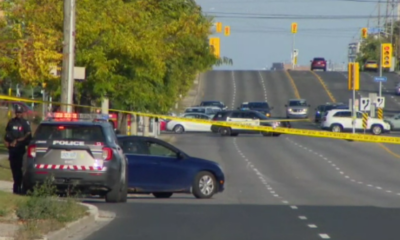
[2,95,400,144]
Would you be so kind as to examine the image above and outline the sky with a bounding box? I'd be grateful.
[195,0,384,70]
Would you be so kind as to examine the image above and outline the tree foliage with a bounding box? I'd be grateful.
[0,0,229,113]
[356,36,383,64]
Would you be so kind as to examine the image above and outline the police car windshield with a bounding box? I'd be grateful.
[249,102,269,109]
[34,124,105,141]
[253,111,268,119]
[201,101,223,107]
[241,103,249,108]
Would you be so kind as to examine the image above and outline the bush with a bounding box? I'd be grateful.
[17,178,86,223]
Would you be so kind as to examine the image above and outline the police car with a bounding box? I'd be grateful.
[22,112,128,203]
[210,110,290,136]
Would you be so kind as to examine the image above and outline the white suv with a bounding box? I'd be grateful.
[321,109,390,135]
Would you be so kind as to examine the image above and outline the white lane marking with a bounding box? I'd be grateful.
[231,71,236,108]
[258,71,268,101]
[319,233,331,239]
[233,138,331,237]
[287,137,400,197]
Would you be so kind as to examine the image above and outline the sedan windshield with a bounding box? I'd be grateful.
[289,100,307,106]
[254,111,268,119]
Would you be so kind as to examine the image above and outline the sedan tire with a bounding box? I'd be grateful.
[192,171,216,199]
[173,125,185,134]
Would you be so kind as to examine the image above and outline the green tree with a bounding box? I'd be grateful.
[0,0,228,113]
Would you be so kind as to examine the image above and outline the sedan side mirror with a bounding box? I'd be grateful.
[270,106,274,110]
[284,104,287,107]
[308,104,311,107]
[115,129,121,134]
[237,107,240,110]
[177,151,185,159]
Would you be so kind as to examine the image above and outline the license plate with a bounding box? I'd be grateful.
[61,151,77,159]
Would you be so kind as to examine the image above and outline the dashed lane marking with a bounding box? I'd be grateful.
[308,224,318,228]
[319,233,331,239]
[287,137,400,197]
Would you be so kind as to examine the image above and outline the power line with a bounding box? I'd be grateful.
[204,11,396,20]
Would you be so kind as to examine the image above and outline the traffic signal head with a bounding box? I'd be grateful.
[381,43,392,68]
[224,26,230,36]
[361,28,368,38]
[291,22,297,34]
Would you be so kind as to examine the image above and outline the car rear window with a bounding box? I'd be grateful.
[185,108,205,114]
[289,100,307,106]
[249,102,270,108]
[313,58,325,61]
[34,124,105,141]
[212,111,228,120]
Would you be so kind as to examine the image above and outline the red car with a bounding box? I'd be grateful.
[310,57,327,71]
[0,101,39,118]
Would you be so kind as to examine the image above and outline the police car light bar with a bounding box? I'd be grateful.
[46,112,110,121]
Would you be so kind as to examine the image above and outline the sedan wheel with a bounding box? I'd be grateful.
[173,125,184,134]
[192,171,216,199]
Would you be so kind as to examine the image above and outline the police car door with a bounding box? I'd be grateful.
[227,112,259,132]
[242,112,261,133]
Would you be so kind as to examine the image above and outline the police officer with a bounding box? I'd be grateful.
[4,105,31,194]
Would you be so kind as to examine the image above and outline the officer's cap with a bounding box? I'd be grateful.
[14,105,23,113]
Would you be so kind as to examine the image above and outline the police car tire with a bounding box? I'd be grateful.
[119,174,128,203]
[230,133,238,136]
[262,132,273,137]
[105,179,123,203]
[272,133,281,137]
[219,127,231,136]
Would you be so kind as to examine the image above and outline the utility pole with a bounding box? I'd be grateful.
[60,0,76,113]
[385,0,390,28]
[378,1,381,37]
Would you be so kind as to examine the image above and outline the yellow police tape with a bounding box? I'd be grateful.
[1,94,400,144]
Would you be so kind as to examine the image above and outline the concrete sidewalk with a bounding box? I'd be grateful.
[0,180,12,192]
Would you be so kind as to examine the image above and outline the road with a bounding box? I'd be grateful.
[84,70,400,240]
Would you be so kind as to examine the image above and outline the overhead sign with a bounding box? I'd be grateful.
[375,97,385,108]
[374,76,387,82]
[360,97,371,111]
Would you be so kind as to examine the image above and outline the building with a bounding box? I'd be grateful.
[348,41,360,63]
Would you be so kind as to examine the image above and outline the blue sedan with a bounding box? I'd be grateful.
[117,135,225,199]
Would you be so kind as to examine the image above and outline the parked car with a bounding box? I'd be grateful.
[166,113,212,133]
[118,135,225,199]
[363,60,378,72]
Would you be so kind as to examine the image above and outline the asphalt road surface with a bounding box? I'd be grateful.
[84,70,400,240]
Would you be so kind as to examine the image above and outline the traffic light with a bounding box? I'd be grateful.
[216,22,222,33]
[381,43,392,68]
[224,26,230,36]
[209,37,220,58]
[361,28,368,39]
[348,62,360,91]
[291,22,297,34]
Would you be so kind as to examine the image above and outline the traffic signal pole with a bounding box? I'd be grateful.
[379,44,382,97]
[292,34,295,70]
[352,64,356,134]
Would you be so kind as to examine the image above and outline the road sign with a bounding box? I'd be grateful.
[360,97,371,111]
[375,97,385,108]
[293,49,298,57]
[377,108,383,119]
[348,62,360,90]
[374,76,387,82]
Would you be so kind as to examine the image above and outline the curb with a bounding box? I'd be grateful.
[0,203,99,240]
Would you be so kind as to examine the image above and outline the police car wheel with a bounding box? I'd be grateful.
[371,125,383,135]
[105,179,124,203]
[219,127,231,136]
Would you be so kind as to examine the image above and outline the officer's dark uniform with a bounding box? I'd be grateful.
[4,105,31,194]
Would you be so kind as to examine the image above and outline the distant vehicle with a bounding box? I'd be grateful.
[384,113,400,130]
[166,113,212,133]
[199,101,227,110]
[118,135,225,199]
[238,101,273,117]
[184,106,220,117]
[285,99,310,119]
[310,57,327,71]
[321,109,390,135]
[314,102,348,123]
[0,101,39,118]
[210,110,291,137]
[270,62,284,71]
[395,83,400,95]
[363,60,378,72]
